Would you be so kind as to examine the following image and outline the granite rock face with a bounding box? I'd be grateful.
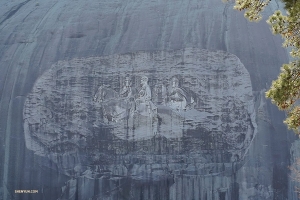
[23,48,256,199]
[24,48,256,158]
[0,0,295,199]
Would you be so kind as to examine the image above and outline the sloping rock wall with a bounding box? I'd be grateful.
[23,48,256,199]
[0,0,294,199]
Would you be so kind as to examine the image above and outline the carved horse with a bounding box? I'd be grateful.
[94,85,133,122]
[93,85,119,103]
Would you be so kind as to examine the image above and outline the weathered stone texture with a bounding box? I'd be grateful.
[22,49,256,199]
[0,0,295,199]
[24,48,256,158]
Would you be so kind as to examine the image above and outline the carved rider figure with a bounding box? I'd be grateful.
[135,76,157,117]
[119,76,135,118]
[168,76,187,110]
[120,76,133,99]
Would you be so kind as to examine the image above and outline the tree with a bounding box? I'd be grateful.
[224,0,300,132]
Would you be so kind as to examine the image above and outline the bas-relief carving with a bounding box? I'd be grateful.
[21,49,259,200]
[93,74,201,140]
[166,76,193,110]
[23,48,257,165]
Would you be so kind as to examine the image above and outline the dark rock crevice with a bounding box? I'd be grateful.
[0,0,31,26]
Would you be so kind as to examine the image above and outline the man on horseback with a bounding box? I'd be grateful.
[135,76,157,117]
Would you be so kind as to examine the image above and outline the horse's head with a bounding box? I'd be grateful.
[94,85,113,103]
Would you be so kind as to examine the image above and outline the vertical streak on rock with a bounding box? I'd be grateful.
[1,2,63,199]
[2,44,28,200]
[221,3,229,52]
[0,0,31,26]
[156,1,169,50]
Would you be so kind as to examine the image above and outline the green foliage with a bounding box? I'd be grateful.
[266,61,300,131]
[267,5,300,58]
[224,0,300,132]
[282,0,299,9]
[233,0,271,21]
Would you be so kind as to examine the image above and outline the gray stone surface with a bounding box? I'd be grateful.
[23,49,257,200]
[0,0,296,199]
[24,49,256,158]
